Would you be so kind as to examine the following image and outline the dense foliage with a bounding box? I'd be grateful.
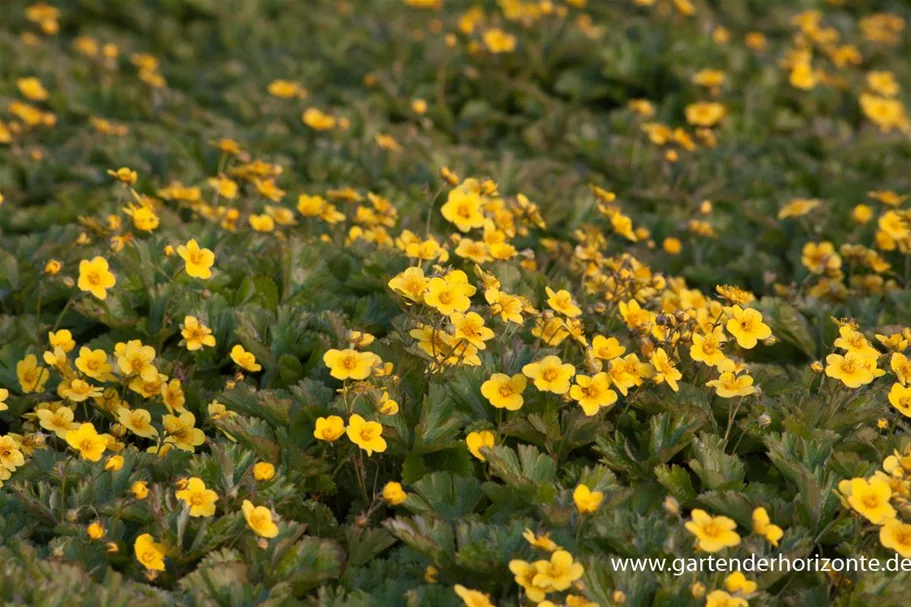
[3,0,911,605]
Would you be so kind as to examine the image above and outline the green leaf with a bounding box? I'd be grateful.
[412,384,465,454]
[409,472,483,520]
[270,537,344,593]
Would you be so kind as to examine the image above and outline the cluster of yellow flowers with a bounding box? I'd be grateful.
[839,446,911,559]
[6,0,911,604]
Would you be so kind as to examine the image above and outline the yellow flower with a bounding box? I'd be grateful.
[177,239,215,279]
[159,379,185,413]
[690,328,728,367]
[752,507,783,547]
[303,107,337,130]
[208,175,238,199]
[382,481,407,505]
[65,423,107,462]
[846,477,895,524]
[869,190,908,207]
[48,329,75,352]
[684,509,741,552]
[570,373,617,416]
[778,198,820,219]
[523,528,559,552]
[425,274,474,315]
[175,477,218,517]
[297,194,327,216]
[411,98,428,114]
[105,165,138,186]
[441,185,485,232]
[450,312,495,349]
[692,69,726,88]
[482,28,516,54]
[346,414,387,456]
[78,256,116,300]
[685,102,726,127]
[484,289,524,324]
[833,326,879,360]
[522,355,576,394]
[75,347,114,381]
[126,205,159,232]
[892,352,911,384]
[880,519,911,557]
[725,306,772,349]
[162,411,206,452]
[546,287,582,318]
[388,267,428,303]
[724,571,757,594]
[824,353,875,388]
[0,389,7,412]
[87,522,105,540]
[131,480,149,499]
[180,316,216,351]
[591,335,626,360]
[650,348,682,392]
[134,534,166,572]
[129,373,166,399]
[36,406,77,438]
[466,430,495,461]
[105,455,124,471]
[249,213,276,232]
[608,354,653,396]
[242,499,279,538]
[323,348,375,380]
[410,324,454,361]
[253,462,275,481]
[378,392,399,415]
[118,407,158,439]
[706,372,755,398]
[480,373,527,411]
[0,436,25,472]
[44,259,62,275]
[532,550,584,592]
[43,346,69,373]
[60,378,102,402]
[17,77,49,101]
[888,383,911,416]
[231,345,262,372]
[705,590,748,607]
[453,585,495,607]
[453,238,490,264]
[801,241,841,274]
[662,237,682,255]
[115,340,158,381]
[860,93,910,133]
[573,483,604,514]
[790,62,817,90]
[314,416,346,442]
[267,79,304,98]
[509,559,548,603]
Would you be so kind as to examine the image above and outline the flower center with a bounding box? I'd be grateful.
[703,522,721,538]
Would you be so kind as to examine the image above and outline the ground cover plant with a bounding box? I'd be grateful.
[2,0,911,605]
